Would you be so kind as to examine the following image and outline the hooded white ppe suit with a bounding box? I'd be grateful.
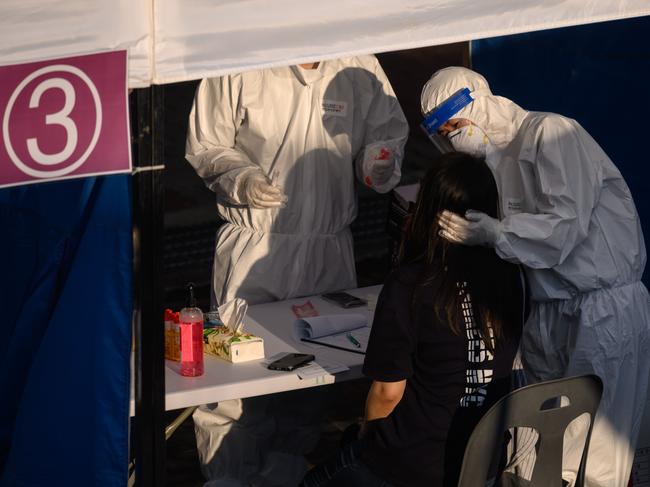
[187,55,408,306]
[186,56,408,486]
[422,67,650,487]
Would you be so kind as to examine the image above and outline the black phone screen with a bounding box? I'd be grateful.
[321,292,366,308]
[267,353,315,371]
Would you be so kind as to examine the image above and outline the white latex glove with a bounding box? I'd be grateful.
[437,210,500,247]
[370,157,395,186]
[367,146,395,186]
[239,171,287,209]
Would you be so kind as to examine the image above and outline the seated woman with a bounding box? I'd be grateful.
[301,152,527,487]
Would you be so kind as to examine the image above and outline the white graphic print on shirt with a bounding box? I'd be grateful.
[458,283,495,407]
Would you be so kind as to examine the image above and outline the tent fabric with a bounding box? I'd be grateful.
[153,0,650,84]
[0,175,133,487]
[0,0,152,88]
[1,1,650,87]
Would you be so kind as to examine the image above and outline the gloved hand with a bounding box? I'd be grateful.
[437,210,500,247]
[239,171,287,209]
[369,147,395,186]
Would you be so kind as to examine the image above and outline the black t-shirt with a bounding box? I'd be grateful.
[360,263,525,487]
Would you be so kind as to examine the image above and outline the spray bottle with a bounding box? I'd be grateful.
[179,283,204,377]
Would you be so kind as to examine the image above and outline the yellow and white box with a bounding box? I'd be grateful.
[203,327,265,363]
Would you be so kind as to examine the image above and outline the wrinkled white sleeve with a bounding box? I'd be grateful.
[495,117,602,269]
[355,58,409,194]
[185,76,260,205]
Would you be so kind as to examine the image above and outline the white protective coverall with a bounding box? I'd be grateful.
[186,56,408,486]
[187,55,408,306]
[422,67,650,487]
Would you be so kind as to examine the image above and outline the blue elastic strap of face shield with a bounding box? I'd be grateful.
[421,87,473,136]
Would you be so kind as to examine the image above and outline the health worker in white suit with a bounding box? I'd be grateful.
[187,56,408,307]
[422,66,650,487]
[185,56,408,485]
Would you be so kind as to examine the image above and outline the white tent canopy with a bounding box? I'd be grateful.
[2,0,650,87]
[0,0,152,87]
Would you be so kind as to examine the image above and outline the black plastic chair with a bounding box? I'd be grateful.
[457,374,603,487]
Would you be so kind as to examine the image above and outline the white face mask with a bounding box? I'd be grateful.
[447,124,491,157]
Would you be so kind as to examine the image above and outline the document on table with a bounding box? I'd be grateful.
[293,314,369,354]
[295,362,329,379]
[315,357,350,374]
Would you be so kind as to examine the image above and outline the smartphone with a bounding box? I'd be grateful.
[321,291,367,309]
[267,353,315,371]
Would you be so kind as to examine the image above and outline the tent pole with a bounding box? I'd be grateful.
[132,85,166,487]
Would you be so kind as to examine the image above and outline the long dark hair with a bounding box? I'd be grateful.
[401,152,520,349]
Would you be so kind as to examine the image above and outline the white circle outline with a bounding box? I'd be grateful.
[2,64,103,178]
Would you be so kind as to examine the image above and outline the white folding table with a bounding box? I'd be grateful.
[129,285,381,416]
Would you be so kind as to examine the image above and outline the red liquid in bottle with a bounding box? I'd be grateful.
[180,309,204,377]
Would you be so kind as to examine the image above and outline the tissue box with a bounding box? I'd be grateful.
[203,327,265,363]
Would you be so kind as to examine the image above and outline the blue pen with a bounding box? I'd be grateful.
[346,332,361,348]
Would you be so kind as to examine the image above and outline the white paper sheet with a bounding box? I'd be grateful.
[296,362,329,379]
[294,314,369,353]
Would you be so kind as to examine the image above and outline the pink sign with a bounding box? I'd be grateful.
[0,50,131,188]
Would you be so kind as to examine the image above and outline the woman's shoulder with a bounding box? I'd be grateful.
[385,262,428,289]
[381,262,439,306]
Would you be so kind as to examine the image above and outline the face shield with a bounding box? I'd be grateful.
[420,87,474,154]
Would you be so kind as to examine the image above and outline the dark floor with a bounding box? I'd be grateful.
[165,379,371,486]
[165,411,205,487]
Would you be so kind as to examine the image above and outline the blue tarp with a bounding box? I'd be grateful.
[0,175,132,487]
[472,15,650,284]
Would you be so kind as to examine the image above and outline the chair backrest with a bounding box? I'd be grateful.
[456,374,603,487]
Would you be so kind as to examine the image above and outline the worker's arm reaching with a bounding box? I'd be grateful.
[185,76,286,208]
[353,56,409,194]
[439,116,604,269]
[494,117,603,268]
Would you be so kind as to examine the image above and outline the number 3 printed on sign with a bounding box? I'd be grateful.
[0,50,130,189]
[2,64,102,179]
[27,78,78,165]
